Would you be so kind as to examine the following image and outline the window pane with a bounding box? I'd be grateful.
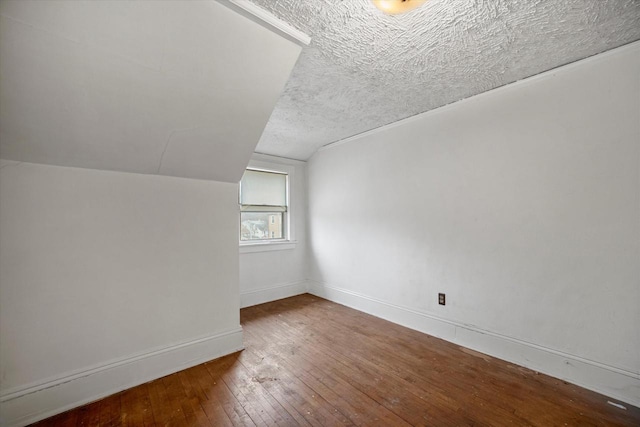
[240,212,283,241]
[240,170,286,206]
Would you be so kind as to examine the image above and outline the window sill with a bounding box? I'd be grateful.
[239,240,297,254]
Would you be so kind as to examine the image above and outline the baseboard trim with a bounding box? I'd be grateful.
[308,281,640,408]
[0,328,244,427]
[240,280,309,308]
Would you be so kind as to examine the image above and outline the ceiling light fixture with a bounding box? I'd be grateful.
[372,0,427,15]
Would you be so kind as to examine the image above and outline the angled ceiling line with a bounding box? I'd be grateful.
[218,0,311,46]
[248,0,640,161]
[316,39,640,156]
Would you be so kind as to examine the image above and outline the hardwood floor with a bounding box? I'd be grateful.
[32,294,640,426]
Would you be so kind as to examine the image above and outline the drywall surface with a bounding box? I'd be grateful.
[239,154,309,307]
[0,0,301,182]
[0,162,241,423]
[307,42,640,404]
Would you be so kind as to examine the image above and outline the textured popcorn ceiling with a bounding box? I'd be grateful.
[250,0,640,160]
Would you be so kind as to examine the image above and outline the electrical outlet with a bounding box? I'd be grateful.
[438,293,446,305]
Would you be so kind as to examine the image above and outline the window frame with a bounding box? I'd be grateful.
[239,160,296,253]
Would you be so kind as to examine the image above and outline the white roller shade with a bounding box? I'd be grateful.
[240,169,287,207]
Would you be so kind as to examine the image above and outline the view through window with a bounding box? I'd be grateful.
[239,169,288,242]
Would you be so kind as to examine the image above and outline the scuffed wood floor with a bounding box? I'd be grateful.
[33,294,640,426]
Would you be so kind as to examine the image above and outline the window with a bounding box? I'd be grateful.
[239,168,288,242]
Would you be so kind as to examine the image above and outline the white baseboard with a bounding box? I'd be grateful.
[240,280,309,308]
[0,328,244,427]
[308,280,640,408]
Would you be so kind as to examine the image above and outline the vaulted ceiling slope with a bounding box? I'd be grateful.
[0,0,301,182]
[252,0,640,160]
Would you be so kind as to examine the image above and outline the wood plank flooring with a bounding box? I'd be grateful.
[32,294,640,426]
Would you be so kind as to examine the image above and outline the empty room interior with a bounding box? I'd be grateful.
[1,0,639,426]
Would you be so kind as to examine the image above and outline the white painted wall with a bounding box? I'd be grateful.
[239,154,309,307]
[0,2,307,422]
[0,161,243,426]
[307,42,640,406]
[0,0,302,182]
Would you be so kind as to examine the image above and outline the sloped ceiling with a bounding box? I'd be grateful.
[0,0,302,182]
[251,0,640,160]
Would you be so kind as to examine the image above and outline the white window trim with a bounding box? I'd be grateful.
[239,240,297,253]
[239,159,296,253]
